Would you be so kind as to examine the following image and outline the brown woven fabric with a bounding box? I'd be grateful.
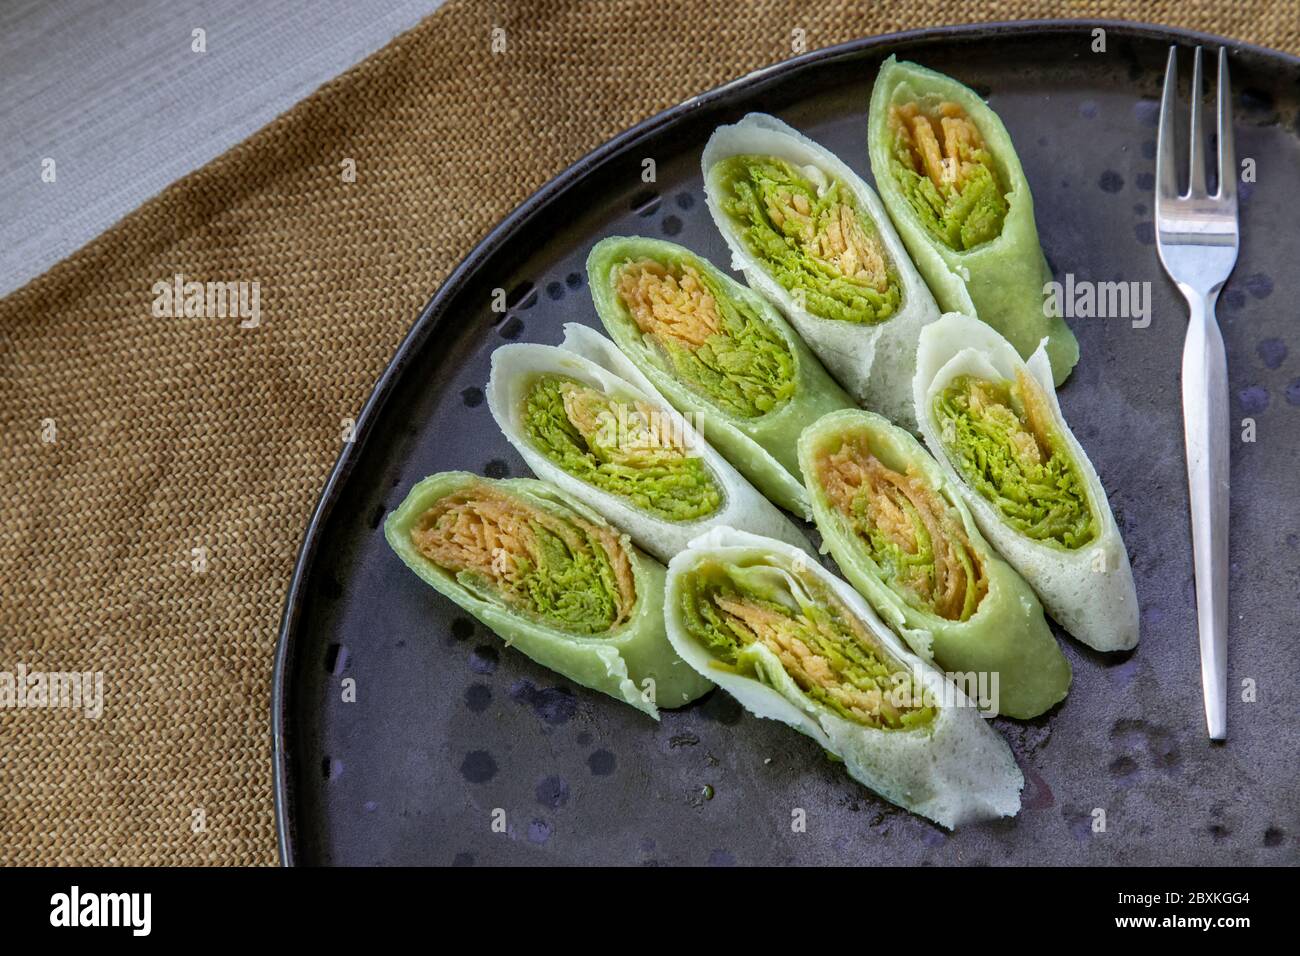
[0,0,1295,867]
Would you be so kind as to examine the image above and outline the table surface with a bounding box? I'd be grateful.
[0,0,444,297]
[4,0,1295,869]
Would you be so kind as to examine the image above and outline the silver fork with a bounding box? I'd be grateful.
[1155,46,1238,741]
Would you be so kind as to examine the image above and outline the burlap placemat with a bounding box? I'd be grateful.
[1,0,1295,867]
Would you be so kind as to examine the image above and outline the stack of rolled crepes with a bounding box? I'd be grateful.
[385,56,1138,830]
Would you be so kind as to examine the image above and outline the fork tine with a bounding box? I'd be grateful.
[1188,46,1207,196]
[1157,46,1180,202]
[1216,47,1236,202]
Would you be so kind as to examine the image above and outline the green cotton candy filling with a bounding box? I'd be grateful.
[888,109,1008,251]
[473,534,624,637]
[501,526,622,634]
[678,561,934,730]
[716,155,901,324]
[821,445,985,622]
[455,521,626,636]
[850,497,981,622]
[412,483,637,636]
[934,375,1096,548]
[615,258,796,419]
[522,375,723,522]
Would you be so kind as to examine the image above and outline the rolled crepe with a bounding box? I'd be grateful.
[868,55,1079,386]
[798,408,1070,718]
[664,527,1023,828]
[384,472,713,716]
[913,313,1138,651]
[486,333,808,563]
[701,112,940,428]
[586,235,854,517]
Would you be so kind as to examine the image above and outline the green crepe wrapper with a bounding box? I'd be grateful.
[385,471,713,717]
[587,236,854,518]
[798,408,1070,719]
[868,55,1079,386]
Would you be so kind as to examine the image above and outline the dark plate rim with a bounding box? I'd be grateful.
[270,18,1300,866]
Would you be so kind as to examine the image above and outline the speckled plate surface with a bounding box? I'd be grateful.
[273,21,1300,866]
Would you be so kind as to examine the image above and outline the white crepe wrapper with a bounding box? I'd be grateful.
[559,322,811,516]
[664,527,1024,829]
[487,337,809,564]
[913,313,1139,651]
[701,112,941,428]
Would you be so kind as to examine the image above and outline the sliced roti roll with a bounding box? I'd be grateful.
[701,112,940,428]
[586,236,854,517]
[664,527,1023,829]
[486,336,808,564]
[384,472,713,716]
[913,313,1138,651]
[798,408,1070,719]
[868,55,1078,385]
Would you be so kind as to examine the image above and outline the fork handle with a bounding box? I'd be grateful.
[1180,291,1230,740]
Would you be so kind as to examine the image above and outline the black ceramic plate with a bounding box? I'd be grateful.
[273,21,1300,866]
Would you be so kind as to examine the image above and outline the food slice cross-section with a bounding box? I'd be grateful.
[868,56,1079,385]
[799,408,1071,718]
[587,236,855,517]
[913,313,1138,651]
[487,333,809,563]
[521,373,724,523]
[702,112,941,427]
[664,527,1024,828]
[385,472,714,716]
